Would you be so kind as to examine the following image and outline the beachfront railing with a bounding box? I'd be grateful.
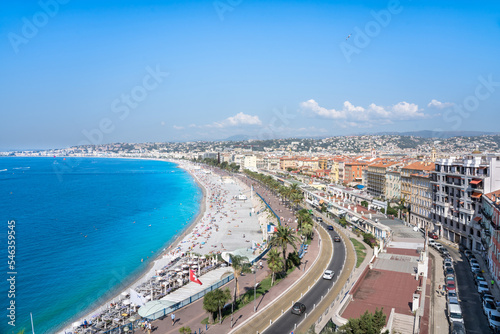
[255,191,281,225]
[102,273,235,333]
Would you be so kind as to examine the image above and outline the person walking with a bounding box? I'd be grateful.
[147,322,152,334]
[171,312,175,326]
[437,285,441,296]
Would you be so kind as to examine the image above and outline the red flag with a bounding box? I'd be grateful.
[189,269,202,285]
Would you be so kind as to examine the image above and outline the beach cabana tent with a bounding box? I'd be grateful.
[138,300,171,319]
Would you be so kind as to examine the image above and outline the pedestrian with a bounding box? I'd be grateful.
[147,322,152,334]
[492,279,495,288]
[259,260,263,269]
[171,312,175,326]
[438,285,441,295]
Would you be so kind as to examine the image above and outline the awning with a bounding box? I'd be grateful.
[459,201,464,205]
[470,179,482,185]
[471,192,482,199]
[474,216,482,222]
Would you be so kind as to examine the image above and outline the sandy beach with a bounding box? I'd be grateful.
[59,159,265,333]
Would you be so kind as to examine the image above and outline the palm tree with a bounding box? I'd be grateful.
[202,288,231,323]
[229,255,252,303]
[228,254,251,327]
[300,221,314,240]
[269,226,299,272]
[267,248,284,285]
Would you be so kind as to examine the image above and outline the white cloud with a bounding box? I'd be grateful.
[224,112,262,126]
[300,99,427,127]
[177,113,262,132]
[427,99,454,109]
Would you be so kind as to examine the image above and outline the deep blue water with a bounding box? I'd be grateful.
[0,157,201,334]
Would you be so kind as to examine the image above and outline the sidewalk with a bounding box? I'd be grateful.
[428,247,449,334]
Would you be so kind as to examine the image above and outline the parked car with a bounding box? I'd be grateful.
[480,290,493,300]
[323,270,335,280]
[448,296,459,309]
[474,273,486,286]
[488,309,500,331]
[435,244,444,252]
[446,281,457,293]
[444,262,453,271]
[441,248,450,256]
[478,281,490,293]
[334,236,341,242]
[445,267,455,276]
[448,304,464,324]
[484,299,497,315]
[447,291,458,300]
[470,258,479,266]
[429,240,437,247]
[471,263,481,274]
[291,302,306,315]
[450,321,466,334]
[446,274,456,283]
[428,231,439,239]
[317,217,323,223]
[482,293,495,302]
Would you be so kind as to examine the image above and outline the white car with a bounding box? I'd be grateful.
[478,281,490,293]
[471,263,481,273]
[488,309,500,331]
[323,270,335,280]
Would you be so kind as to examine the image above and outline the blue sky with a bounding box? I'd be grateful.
[1,0,499,150]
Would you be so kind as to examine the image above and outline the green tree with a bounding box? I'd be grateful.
[202,288,231,323]
[340,308,388,334]
[361,201,368,208]
[178,326,191,334]
[269,226,299,271]
[267,248,284,285]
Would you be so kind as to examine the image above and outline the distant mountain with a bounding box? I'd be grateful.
[370,130,498,139]
[224,134,251,142]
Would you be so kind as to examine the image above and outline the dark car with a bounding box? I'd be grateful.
[445,267,455,276]
[291,302,306,315]
[327,225,334,230]
[450,321,466,334]
[317,217,323,223]
[334,236,341,242]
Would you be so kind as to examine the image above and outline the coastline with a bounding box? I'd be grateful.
[56,158,207,334]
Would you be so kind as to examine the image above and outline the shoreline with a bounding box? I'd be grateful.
[57,158,207,334]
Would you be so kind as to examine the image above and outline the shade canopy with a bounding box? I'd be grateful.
[137,300,171,319]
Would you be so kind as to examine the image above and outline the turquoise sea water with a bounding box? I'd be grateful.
[0,157,201,334]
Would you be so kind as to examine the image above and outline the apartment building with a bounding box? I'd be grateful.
[482,190,500,282]
[409,171,433,229]
[385,169,401,200]
[366,161,400,199]
[344,162,367,185]
[280,156,297,170]
[431,154,500,250]
[401,161,435,205]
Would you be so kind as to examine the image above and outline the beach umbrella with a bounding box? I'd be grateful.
[123,299,131,305]
[72,321,81,328]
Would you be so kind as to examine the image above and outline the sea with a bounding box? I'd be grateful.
[0,157,202,334]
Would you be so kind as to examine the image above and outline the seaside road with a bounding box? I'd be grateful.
[265,222,350,334]
[230,223,334,334]
[295,218,355,333]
